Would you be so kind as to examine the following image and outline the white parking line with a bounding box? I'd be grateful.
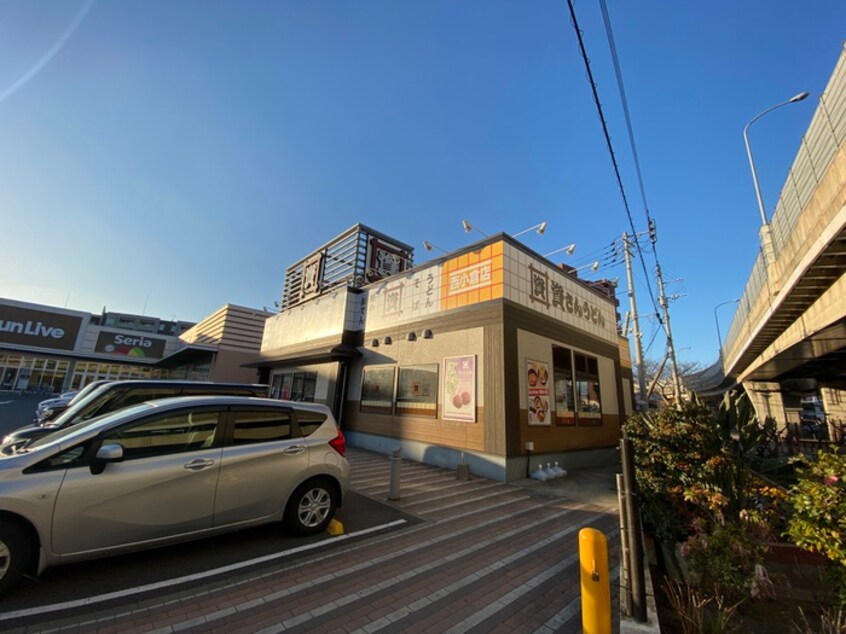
[0,401,13,406]
[0,519,407,622]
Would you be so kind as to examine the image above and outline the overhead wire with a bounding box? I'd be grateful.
[563,0,662,320]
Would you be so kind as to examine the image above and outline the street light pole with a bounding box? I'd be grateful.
[743,92,810,225]
[714,298,740,358]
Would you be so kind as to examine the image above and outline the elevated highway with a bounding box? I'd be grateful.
[688,44,846,427]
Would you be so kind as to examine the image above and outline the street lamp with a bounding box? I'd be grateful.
[743,91,810,226]
[714,298,741,356]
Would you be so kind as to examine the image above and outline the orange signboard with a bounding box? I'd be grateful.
[440,241,504,311]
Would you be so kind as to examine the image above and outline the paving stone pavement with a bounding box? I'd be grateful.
[4,448,621,633]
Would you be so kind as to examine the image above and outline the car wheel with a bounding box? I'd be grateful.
[0,523,30,596]
[284,478,337,536]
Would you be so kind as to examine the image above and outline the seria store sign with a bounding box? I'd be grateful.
[95,331,167,359]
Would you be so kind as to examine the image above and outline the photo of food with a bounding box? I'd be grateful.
[526,359,551,425]
[443,356,476,422]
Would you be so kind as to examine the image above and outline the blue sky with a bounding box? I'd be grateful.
[0,1,843,366]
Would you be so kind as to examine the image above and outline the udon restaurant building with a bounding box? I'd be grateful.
[253,225,634,482]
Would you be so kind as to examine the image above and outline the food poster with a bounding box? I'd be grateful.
[443,355,476,422]
[527,359,551,425]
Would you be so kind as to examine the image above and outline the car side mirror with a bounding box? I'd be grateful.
[90,443,124,475]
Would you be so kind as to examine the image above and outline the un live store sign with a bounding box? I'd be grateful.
[0,304,83,351]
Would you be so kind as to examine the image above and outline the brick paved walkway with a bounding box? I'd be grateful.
[5,449,620,633]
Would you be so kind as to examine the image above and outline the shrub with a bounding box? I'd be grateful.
[786,451,846,608]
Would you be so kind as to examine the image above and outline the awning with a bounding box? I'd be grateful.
[244,343,361,368]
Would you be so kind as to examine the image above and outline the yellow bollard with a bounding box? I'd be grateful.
[326,519,344,536]
[579,527,611,634]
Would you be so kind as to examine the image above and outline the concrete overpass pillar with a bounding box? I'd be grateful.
[820,388,846,441]
[742,381,787,430]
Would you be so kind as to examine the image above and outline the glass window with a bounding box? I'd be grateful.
[553,346,576,426]
[272,371,316,402]
[27,443,91,472]
[296,410,328,436]
[101,410,220,459]
[396,365,438,417]
[232,410,293,444]
[574,352,602,425]
[361,366,395,414]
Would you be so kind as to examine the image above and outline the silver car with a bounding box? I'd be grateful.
[0,396,350,595]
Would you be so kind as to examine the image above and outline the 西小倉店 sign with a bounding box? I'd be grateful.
[447,261,491,295]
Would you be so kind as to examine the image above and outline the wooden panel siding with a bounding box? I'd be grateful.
[519,412,621,453]
[344,404,487,453]
[483,320,507,455]
[502,300,619,360]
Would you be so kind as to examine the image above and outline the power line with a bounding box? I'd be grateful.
[563,0,661,320]
[597,0,684,400]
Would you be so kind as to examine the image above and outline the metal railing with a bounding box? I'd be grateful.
[720,44,846,366]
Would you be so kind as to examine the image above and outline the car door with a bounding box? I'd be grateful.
[51,406,224,556]
[213,405,308,527]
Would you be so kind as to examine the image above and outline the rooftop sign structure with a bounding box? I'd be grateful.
[280,224,414,310]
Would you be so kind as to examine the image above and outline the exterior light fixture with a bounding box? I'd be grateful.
[383,336,392,345]
[512,222,548,238]
[462,220,488,237]
[406,332,417,341]
[422,329,433,339]
[370,338,379,347]
[422,240,448,254]
[569,260,600,275]
[543,243,576,258]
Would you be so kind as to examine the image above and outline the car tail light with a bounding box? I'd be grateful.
[329,428,346,456]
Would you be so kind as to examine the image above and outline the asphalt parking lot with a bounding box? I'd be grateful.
[0,394,621,633]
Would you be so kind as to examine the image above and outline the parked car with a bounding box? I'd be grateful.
[2,380,269,454]
[0,396,349,595]
[34,381,112,423]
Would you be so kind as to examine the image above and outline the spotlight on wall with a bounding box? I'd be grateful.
[544,243,576,258]
[406,332,417,341]
[383,336,393,345]
[462,220,488,237]
[422,329,433,339]
[422,240,448,254]
[512,221,548,238]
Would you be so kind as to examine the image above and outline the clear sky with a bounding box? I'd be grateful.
[0,1,843,367]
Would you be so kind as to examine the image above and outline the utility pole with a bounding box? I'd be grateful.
[623,232,648,409]
[650,220,683,404]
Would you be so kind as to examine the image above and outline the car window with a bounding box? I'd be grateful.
[112,388,181,409]
[232,410,293,445]
[101,410,220,460]
[295,410,327,436]
[26,443,91,473]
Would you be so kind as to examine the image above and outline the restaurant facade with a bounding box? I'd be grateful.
[254,225,634,482]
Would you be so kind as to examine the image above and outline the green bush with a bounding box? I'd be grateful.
[786,451,846,608]
[624,392,772,600]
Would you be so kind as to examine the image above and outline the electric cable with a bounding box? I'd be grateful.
[564,0,662,321]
